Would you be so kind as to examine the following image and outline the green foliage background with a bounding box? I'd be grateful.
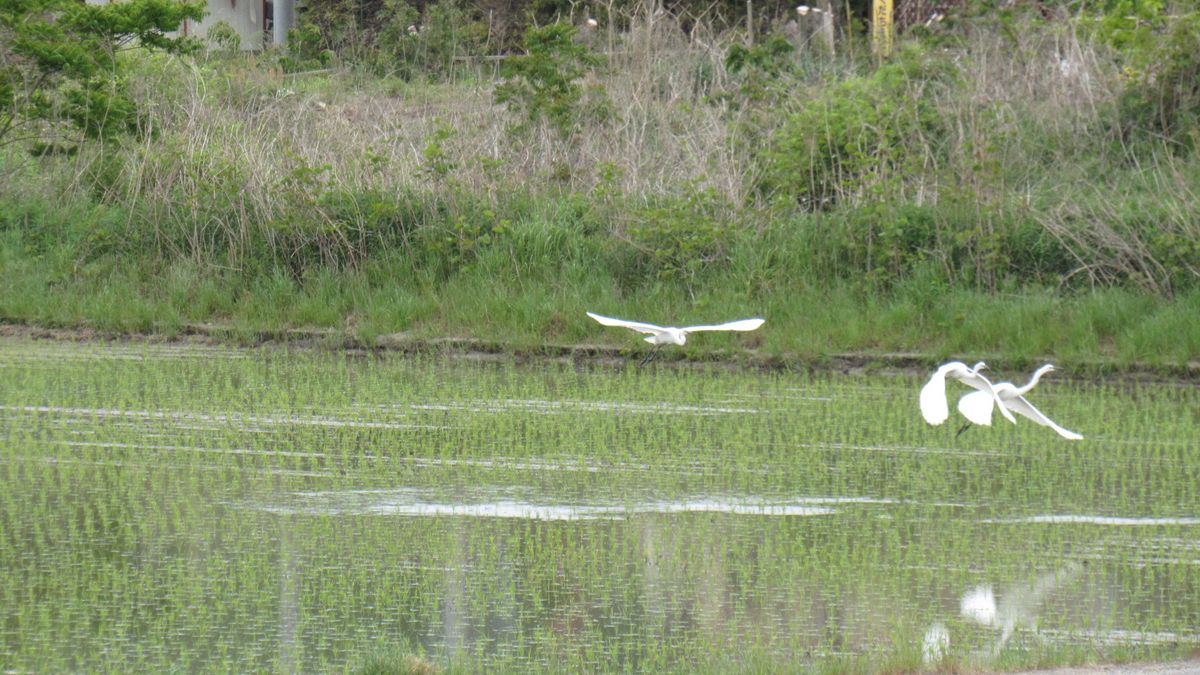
[1,1,1199,368]
[0,0,203,146]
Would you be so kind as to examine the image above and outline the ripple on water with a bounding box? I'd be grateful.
[394,398,765,415]
[243,489,846,520]
[985,515,1200,526]
[0,405,448,431]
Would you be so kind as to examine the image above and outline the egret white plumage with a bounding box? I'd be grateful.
[955,364,1083,440]
[586,312,764,363]
[920,360,1016,427]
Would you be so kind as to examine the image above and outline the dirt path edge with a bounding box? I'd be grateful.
[1,320,1198,382]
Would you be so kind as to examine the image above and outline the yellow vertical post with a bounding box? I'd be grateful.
[872,0,894,57]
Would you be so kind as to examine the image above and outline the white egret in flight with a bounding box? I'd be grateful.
[956,364,1083,440]
[586,312,764,363]
[920,361,1016,428]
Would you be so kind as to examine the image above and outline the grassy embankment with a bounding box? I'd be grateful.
[1,8,1198,371]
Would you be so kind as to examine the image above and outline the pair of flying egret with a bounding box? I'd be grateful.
[585,311,1082,440]
[919,360,1083,439]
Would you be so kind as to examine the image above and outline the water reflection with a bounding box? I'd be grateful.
[960,563,1081,658]
[401,398,765,415]
[248,489,844,519]
[988,515,1200,526]
[0,404,447,431]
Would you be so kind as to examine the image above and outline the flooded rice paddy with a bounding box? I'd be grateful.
[0,338,1197,672]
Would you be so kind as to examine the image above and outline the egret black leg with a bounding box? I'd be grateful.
[638,346,661,366]
[955,422,973,439]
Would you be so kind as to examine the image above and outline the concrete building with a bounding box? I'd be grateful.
[86,0,296,50]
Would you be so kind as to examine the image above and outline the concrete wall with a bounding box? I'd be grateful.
[85,0,295,50]
[185,0,268,50]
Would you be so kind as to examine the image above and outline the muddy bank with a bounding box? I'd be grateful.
[1006,659,1200,675]
[1,320,1197,383]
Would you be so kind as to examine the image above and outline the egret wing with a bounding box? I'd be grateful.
[957,370,1017,424]
[1004,394,1084,440]
[586,312,666,335]
[919,370,950,425]
[681,318,766,333]
[956,390,996,426]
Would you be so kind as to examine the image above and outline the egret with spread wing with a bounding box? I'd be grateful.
[920,361,1016,429]
[955,364,1083,440]
[586,312,764,363]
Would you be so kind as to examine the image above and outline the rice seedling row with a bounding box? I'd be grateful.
[0,338,1196,672]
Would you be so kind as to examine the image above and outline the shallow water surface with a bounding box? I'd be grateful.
[0,338,1197,672]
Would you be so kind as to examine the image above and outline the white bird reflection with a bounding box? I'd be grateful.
[959,563,1080,658]
[924,562,1081,665]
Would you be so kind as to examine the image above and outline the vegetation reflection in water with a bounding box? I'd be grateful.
[0,338,1197,673]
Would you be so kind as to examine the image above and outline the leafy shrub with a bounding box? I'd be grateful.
[786,190,1077,292]
[725,34,796,77]
[283,22,334,71]
[291,0,373,60]
[419,122,458,181]
[758,44,956,210]
[624,186,737,286]
[723,34,797,102]
[374,0,487,80]
[206,21,242,53]
[293,0,486,78]
[1099,6,1200,152]
[494,23,604,136]
[266,162,424,274]
[405,190,508,275]
[790,201,940,289]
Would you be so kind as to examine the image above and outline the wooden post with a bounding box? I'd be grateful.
[746,0,754,46]
[871,0,893,57]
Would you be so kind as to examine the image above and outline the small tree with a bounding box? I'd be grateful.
[493,23,602,136]
[0,0,205,149]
